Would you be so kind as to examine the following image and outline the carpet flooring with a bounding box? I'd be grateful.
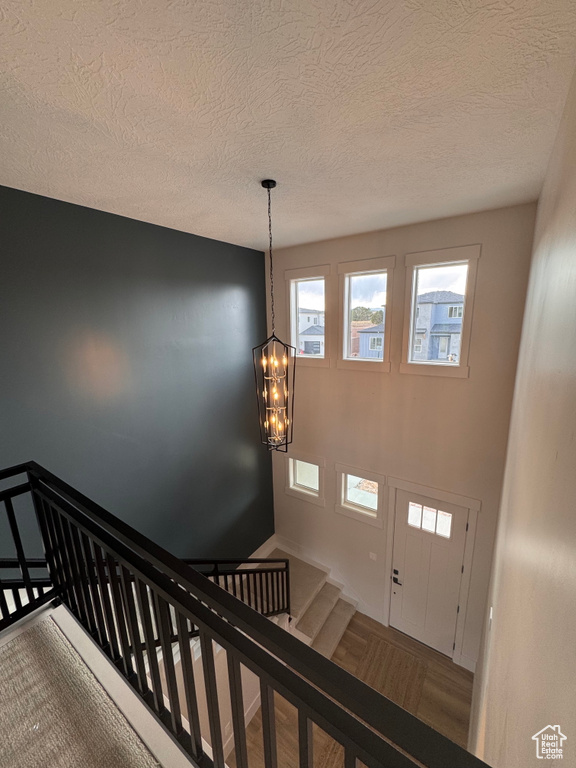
[0,617,161,768]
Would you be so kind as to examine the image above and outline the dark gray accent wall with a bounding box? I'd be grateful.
[0,185,274,558]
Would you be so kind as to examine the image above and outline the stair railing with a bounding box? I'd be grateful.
[0,461,490,768]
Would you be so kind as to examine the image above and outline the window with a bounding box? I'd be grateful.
[335,463,385,527]
[343,270,387,361]
[304,341,320,355]
[337,256,395,372]
[286,454,325,506]
[290,277,325,359]
[407,501,452,538]
[343,473,378,514]
[291,460,319,493]
[409,262,467,365]
[401,245,480,378]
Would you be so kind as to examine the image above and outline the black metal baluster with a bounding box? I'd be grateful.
[0,578,10,620]
[285,563,291,615]
[106,553,134,679]
[344,748,357,768]
[239,570,245,605]
[153,593,182,736]
[12,587,22,610]
[120,566,148,695]
[68,523,95,635]
[200,630,225,768]
[227,651,248,768]
[80,534,108,650]
[176,610,203,761]
[93,544,121,660]
[50,509,79,614]
[135,580,165,715]
[31,490,60,597]
[38,498,66,598]
[259,572,264,614]
[61,517,90,626]
[298,711,313,768]
[4,497,35,603]
[260,681,278,768]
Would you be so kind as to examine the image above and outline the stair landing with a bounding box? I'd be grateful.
[270,548,356,657]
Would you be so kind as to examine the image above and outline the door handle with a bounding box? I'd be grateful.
[393,576,402,585]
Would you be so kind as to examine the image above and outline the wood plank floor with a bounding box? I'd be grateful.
[228,611,474,768]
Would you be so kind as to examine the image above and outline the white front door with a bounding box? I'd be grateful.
[389,490,468,656]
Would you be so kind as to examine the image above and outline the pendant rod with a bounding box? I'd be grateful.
[262,179,277,334]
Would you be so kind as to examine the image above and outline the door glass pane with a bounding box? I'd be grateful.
[408,502,422,528]
[344,474,378,512]
[409,262,468,365]
[422,506,437,533]
[436,510,452,538]
[293,279,325,358]
[345,272,387,361]
[293,460,319,492]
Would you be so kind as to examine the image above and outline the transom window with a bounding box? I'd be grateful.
[408,261,468,366]
[291,278,325,358]
[343,270,387,362]
[408,501,452,538]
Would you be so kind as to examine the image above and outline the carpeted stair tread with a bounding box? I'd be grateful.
[0,616,160,768]
[311,599,356,658]
[268,548,327,621]
[296,583,341,640]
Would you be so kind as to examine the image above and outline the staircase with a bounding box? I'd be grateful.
[268,548,356,658]
[0,462,490,768]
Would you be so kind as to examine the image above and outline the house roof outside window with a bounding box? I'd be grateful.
[431,322,463,334]
[417,291,464,304]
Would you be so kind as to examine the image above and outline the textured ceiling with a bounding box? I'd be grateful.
[1,1,576,250]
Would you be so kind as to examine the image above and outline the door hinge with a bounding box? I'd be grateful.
[466,522,469,532]
[461,565,464,574]
[457,605,460,613]
[453,642,456,651]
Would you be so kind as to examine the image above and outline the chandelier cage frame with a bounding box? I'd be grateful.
[252,179,296,452]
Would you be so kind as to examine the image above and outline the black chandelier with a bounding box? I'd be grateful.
[252,180,295,452]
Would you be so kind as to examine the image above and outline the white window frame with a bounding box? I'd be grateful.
[335,463,386,527]
[369,336,383,351]
[448,305,463,318]
[337,256,395,373]
[400,244,480,378]
[285,265,331,369]
[285,452,326,507]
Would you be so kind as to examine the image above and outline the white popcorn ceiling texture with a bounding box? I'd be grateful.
[1,0,576,250]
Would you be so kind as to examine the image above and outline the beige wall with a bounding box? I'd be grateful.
[470,71,576,765]
[271,203,535,670]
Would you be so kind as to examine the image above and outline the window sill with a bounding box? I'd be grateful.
[295,356,331,369]
[399,362,470,378]
[285,486,326,508]
[335,503,383,528]
[337,359,391,373]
